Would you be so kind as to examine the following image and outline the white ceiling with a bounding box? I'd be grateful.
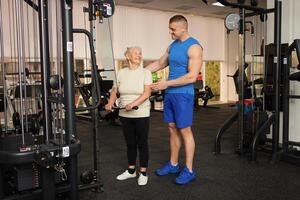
[114,0,267,18]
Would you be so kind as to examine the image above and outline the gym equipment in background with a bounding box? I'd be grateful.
[0,0,115,199]
[214,0,283,162]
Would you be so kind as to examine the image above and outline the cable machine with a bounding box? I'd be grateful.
[213,0,282,162]
[0,0,115,199]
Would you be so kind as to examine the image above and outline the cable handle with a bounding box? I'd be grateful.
[113,106,139,111]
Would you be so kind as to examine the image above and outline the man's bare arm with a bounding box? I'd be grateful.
[145,48,169,73]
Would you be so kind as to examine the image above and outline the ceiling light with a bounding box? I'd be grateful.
[212,2,225,7]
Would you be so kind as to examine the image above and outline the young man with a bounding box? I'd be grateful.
[146,15,203,185]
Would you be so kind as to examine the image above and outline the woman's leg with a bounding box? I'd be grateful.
[120,117,137,169]
[135,117,150,172]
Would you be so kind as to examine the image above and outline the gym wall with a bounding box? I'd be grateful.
[110,5,225,61]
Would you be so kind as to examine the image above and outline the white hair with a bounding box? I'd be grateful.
[124,46,142,58]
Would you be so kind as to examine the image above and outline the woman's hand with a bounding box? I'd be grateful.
[125,103,136,111]
[105,103,114,112]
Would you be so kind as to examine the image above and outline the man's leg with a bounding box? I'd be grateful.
[179,126,195,172]
[156,93,181,176]
[172,93,194,171]
[156,122,181,176]
[172,94,196,184]
[168,123,181,165]
[174,126,196,185]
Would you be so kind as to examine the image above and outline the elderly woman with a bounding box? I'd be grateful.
[105,46,152,186]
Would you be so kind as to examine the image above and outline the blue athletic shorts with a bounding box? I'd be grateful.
[163,93,194,129]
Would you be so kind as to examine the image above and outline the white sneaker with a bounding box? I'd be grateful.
[116,170,136,181]
[138,173,148,186]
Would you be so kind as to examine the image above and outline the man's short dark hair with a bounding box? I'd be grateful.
[169,15,188,25]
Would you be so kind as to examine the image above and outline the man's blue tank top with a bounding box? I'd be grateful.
[166,37,200,94]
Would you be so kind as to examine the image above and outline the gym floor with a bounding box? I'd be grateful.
[78,105,300,200]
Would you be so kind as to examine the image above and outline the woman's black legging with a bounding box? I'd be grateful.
[119,117,150,168]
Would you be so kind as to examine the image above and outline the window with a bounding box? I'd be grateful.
[205,61,220,101]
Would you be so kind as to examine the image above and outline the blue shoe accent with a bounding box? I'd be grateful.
[175,167,196,185]
[155,161,180,176]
